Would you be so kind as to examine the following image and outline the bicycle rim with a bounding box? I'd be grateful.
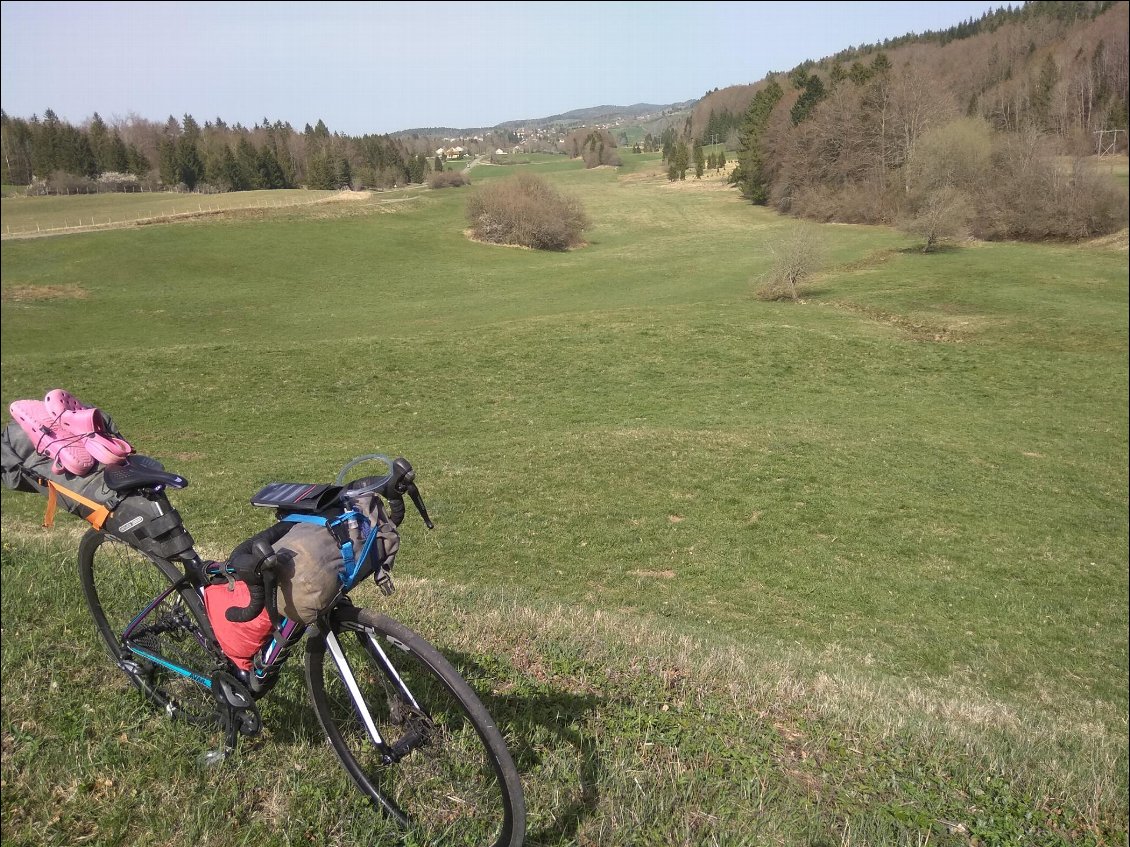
[78,530,222,730]
[306,606,525,847]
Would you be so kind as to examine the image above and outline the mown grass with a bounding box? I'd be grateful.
[1,153,1127,845]
[0,188,341,234]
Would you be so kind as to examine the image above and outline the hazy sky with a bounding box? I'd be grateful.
[2,1,1007,134]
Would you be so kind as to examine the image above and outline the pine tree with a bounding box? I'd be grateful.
[175,136,203,189]
[88,112,109,173]
[259,146,286,188]
[125,144,149,178]
[337,155,353,189]
[732,79,783,203]
[693,142,705,178]
[156,137,178,186]
[106,132,129,173]
[790,74,827,125]
[673,140,690,180]
[235,136,261,188]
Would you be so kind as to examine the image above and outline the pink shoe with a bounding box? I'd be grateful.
[44,389,133,463]
[9,399,96,475]
[43,388,87,417]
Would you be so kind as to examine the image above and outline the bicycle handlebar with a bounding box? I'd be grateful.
[221,455,431,626]
[223,533,286,627]
[343,456,434,529]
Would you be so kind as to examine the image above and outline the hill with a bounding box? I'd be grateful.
[391,101,698,147]
[690,0,1128,148]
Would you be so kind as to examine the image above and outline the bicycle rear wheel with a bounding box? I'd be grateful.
[78,529,222,729]
[306,605,525,847]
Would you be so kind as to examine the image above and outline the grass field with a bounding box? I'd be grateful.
[2,152,1127,846]
[0,188,345,235]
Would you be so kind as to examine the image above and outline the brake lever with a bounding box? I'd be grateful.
[406,481,434,529]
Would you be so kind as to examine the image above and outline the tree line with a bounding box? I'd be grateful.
[689,1,1128,150]
[712,0,1129,241]
[1,110,432,193]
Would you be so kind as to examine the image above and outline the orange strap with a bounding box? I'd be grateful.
[44,480,111,530]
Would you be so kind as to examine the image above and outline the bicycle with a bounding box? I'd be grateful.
[74,452,526,847]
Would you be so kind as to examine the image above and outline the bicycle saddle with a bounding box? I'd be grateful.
[103,455,188,492]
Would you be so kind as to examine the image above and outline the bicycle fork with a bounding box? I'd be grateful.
[323,629,431,765]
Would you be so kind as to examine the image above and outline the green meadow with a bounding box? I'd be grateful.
[2,153,1127,846]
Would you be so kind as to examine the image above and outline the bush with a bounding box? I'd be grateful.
[466,173,589,251]
[755,223,824,301]
[979,134,1128,240]
[429,170,469,189]
[898,185,972,252]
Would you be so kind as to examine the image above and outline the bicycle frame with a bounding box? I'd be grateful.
[122,579,215,690]
[113,560,427,768]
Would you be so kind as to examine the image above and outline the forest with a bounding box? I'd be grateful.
[701,1,1129,239]
[0,109,435,193]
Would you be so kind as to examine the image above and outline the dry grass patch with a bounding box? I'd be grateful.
[1,283,88,301]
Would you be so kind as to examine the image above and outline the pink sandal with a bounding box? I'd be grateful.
[9,399,96,475]
[44,389,133,464]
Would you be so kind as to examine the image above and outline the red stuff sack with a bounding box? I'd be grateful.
[203,582,273,670]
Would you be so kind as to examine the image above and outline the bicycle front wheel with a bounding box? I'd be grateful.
[78,529,222,728]
[305,605,525,847]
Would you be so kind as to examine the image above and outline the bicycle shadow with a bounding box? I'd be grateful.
[444,649,604,847]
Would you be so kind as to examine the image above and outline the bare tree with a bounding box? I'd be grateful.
[756,223,824,301]
[899,185,971,252]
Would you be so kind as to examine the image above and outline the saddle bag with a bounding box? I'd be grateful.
[2,420,196,560]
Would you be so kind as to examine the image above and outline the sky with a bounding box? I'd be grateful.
[1,1,1009,135]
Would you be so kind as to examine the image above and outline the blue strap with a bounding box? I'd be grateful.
[280,511,360,583]
[281,513,330,527]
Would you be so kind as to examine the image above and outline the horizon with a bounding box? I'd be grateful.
[3,1,1009,136]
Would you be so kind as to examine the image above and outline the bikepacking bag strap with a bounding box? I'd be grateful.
[43,479,112,530]
[279,510,379,587]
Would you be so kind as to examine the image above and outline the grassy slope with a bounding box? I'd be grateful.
[0,188,341,234]
[2,153,1127,845]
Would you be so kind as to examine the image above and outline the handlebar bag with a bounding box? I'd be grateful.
[266,493,399,625]
[203,581,273,670]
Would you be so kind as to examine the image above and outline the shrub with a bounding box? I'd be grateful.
[466,173,589,251]
[898,185,972,252]
[429,170,469,189]
[755,223,824,301]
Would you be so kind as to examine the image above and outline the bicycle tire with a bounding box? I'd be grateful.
[78,528,223,728]
[305,605,526,847]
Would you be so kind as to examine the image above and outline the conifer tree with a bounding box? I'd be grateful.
[88,112,109,173]
[731,79,783,203]
[337,155,353,189]
[673,140,690,180]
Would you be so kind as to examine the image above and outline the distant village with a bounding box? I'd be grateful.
[423,109,673,159]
